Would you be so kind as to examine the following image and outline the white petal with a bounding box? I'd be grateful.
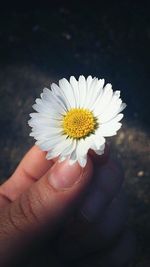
[32,102,50,113]
[46,137,72,159]
[41,88,52,101]
[30,128,63,141]
[33,100,62,119]
[91,134,105,150]
[118,102,127,113]
[78,75,87,108]
[85,78,98,108]
[99,90,126,122]
[58,155,67,163]
[95,147,105,155]
[36,134,65,151]
[88,78,105,110]
[61,139,76,157]
[46,150,58,160]
[69,149,78,165]
[42,88,67,112]
[98,113,124,125]
[100,101,122,123]
[29,111,61,121]
[59,78,76,108]
[70,76,80,108]
[76,134,103,167]
[76,136,93,163]
[28,117,61,128]
[78,155,87,168]
[93,83,113,116]
[51,83,70,110]
[29,112,50,119]
[98,122,122,137]
[75,133,105,166]
[40,96,65,115]
[31,125,62,135]
[87,75,93,91]
[29,114,62,126]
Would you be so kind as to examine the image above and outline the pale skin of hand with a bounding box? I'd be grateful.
[0,146,135,267]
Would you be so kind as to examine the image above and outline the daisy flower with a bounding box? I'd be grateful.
[28,76,126,167]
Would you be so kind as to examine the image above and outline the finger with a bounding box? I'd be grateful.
[89,143,109,165]
[58,158,124,260]
[60,228,135,266]
[0,146,53,203]
[101,228,136,267]
[0,158,93,266]
[80,158,124,222]
[58,190,128,259]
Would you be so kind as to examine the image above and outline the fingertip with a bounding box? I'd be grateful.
[84,155,93,177]
[48,156,93,191]
[89,144,109,166]
[79,158,124,222]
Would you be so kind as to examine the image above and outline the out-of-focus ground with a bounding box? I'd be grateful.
[0,1,149,266]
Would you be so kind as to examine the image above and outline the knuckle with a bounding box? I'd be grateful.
[8,205,25,234]
[21,182,52,225]
[6,180,54,233]
[6,193,41,234]
[19,191,41,226]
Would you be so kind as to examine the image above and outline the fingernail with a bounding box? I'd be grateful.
[49,160,82,190]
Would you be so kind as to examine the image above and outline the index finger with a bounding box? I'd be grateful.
[80,158,124,222]
[0,146,53,202]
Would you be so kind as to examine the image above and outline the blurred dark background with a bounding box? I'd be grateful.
[0,1,149,266]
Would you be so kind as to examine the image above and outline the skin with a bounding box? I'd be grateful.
[0,146,135,267]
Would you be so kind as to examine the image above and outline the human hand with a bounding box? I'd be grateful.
[0,146,135,267]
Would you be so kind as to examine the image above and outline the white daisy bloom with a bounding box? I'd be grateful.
[28,75,126,167]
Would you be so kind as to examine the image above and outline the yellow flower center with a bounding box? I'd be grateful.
[62,108,98,139]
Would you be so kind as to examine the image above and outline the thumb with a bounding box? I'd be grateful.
[0,158,93,265]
